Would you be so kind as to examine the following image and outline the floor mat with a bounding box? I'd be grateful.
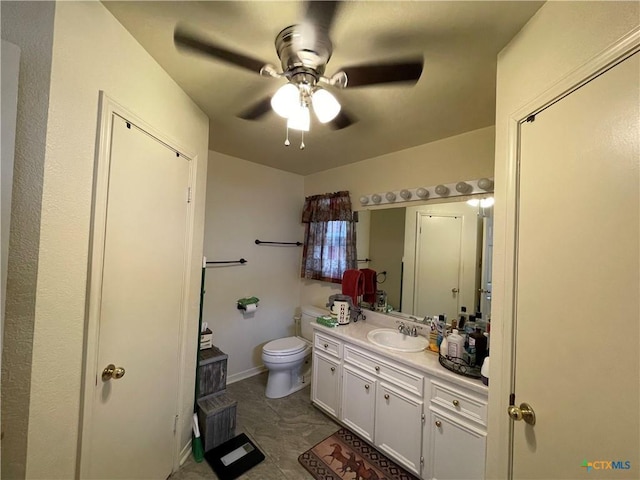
[298,427,419,480]
[204,433,265,480]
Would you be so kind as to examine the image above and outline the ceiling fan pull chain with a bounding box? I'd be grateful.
[284,126,290,147]
[300,131,305,150]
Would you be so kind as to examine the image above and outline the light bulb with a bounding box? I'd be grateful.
[312,88,341,123]
[456,182,472,194]
[359,196,369,205]
[385,192,396,202]
[480,197,495,208]
[371,194,382,204]
[287,104,310,131]
[435,185,450,196]
[271,84,300,118]
[416,188,429,199]
[400,189,412,200]
[478,178,494,191]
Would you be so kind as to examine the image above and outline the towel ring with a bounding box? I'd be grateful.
[376,271,387,284]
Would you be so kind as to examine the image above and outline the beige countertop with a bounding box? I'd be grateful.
[311,318,488,396]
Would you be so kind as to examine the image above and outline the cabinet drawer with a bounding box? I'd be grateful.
[315,332,342,358]
[344,345,423,398]
[430,380,487,427]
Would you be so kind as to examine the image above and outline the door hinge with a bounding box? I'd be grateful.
[421,412,426,423]
[187,187,192,203]
[173,415,179,433]
[420,456,424,465]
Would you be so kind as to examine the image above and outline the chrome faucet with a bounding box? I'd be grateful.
[398,322,418,337]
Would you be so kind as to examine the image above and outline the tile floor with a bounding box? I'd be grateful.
[169,372,339,479]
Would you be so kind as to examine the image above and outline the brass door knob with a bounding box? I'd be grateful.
[330,367,336,372]
[102,364,126,382]
[451,288,459,293]
[384,394,390,400]
[508,402,536,425]
[435,420,442,427]
[324,343,328,349]
[452,399,460,407]
[375,366,380,372]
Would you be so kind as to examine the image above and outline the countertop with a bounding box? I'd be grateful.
[311,318,488,396]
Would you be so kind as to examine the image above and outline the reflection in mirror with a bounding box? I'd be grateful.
[356,199,493,322]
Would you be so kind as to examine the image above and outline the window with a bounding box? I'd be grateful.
[301,192,356,283]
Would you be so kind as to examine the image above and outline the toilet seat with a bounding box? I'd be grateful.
[263,336,306,356]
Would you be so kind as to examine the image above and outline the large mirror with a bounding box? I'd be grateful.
[356,198,493,322]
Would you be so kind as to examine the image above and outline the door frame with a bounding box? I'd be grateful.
[78,92,197,477]
[491,28,640,479]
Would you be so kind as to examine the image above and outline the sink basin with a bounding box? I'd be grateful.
[366,328,429,353]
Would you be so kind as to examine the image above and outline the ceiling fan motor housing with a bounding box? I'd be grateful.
[276,25,333,82]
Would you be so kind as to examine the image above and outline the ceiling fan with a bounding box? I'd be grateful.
[174,1,423,144]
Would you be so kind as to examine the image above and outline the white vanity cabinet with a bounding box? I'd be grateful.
[425,380,487,480]
[341,364,376,442]
[311,332,342,418]
[311,327,488,480]
[376,381,423,475]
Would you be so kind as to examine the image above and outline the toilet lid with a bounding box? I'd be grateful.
[263,336,306,355]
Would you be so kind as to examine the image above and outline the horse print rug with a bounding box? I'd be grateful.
[298,427,419,480]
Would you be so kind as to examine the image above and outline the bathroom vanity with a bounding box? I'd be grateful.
[311,319,488,480]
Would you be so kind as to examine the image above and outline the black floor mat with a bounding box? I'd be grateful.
[204,433,265,480]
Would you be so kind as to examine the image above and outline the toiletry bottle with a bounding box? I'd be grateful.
[447,329,465,361]
[458,306,468,330]
[440,331,448,357]
[469,328,487,367]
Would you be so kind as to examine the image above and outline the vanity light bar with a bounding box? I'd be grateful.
[359,177,494,207]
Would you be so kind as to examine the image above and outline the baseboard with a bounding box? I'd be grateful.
[180,440,192,466]
[227,365,267,385]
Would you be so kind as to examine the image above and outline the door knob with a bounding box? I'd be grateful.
[451,288,459,293]
[102,364,126,382]
[508,402,536,425]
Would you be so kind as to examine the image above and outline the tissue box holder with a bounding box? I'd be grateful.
[200,328,213,350]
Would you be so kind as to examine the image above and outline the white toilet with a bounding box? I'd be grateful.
[262,305,326,399]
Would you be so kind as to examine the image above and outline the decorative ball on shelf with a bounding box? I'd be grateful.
[416,187,429,199]
[359,196,369,205]
[478,178,494,191]
[455,181,473,194]
[385,191,396,202]
[435,184,450,196]
[371,194,382,204]
[399,189,412,200]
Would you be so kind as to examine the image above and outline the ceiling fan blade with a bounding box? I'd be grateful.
[337,60,423,88]
[302,0,341,33]
[328,109,356,130]
[174,27,268,74]
[238,97,272,120]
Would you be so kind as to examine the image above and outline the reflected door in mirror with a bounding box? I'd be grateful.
[414,214,462,319]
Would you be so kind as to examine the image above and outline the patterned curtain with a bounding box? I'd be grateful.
[301,191,357,283]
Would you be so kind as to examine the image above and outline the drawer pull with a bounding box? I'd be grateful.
[375,366,380,372]
[384,394,390,400]
[365,384,370,390]
[453,399,460,407]
[435,420,442,427]
[324,343,329,349]
[330,367,336,372]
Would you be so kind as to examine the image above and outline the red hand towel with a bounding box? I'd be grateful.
[341,269,364,305]
[360,268,377,305]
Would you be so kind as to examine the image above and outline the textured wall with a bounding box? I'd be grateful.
[203,151,304,380]
[23,2,209,477]
[487,2,640,478]
[0,3,55,479]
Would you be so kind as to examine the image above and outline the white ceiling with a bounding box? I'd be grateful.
[103,1,544,175]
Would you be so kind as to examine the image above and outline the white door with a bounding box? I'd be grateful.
[415,214,462,319]
[511,53,639,478]
[86,115,191,479]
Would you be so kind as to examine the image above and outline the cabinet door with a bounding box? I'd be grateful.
[375,382,423,476]
[341,365,376,442]
[311,351,341,418]
[429,410,486,480]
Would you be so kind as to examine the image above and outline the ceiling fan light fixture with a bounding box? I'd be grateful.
[271,83,300,118]
[287,104,311,131]
[312,88,341,123]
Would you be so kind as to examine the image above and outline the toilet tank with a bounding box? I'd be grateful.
[299,305,328,341]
